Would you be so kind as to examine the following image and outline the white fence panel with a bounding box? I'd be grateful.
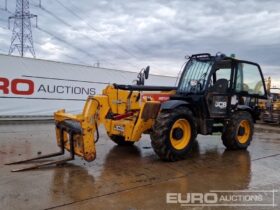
[0,54,176,117]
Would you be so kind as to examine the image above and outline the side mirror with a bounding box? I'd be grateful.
[144,66,150,79]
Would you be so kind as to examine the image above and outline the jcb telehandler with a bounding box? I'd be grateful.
[7,53,267,172]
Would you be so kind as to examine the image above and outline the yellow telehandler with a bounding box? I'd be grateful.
[7,53,267,171]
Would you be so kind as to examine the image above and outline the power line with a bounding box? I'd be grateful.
[55,0,137,56]
[36,26,98,59]
[1,0,145,69]
[40,6,71,27]
[30,4,119,67]
[40,6,117,54]
[35,1,140,69]
[55,0,164,71]
[36,26,116,66]
[31,0,153,71]
[53,0,142,69]
[33,39,88,65]
[32,36,89,66]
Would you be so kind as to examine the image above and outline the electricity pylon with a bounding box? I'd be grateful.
[8,0,37,57]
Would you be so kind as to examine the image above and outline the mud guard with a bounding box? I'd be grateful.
[236,105,259,122]
[236,105,253,112]
[160,100,190,110]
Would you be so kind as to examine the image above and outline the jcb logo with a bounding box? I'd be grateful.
[0,77,34,95]
[215,101,227,109]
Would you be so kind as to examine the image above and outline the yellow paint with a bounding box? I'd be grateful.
[170,119,191,150]
[237,120,250,144]
[54,85,162,162]
[131,101,160,141]
[102,85,141,114]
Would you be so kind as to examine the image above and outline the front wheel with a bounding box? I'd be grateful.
[150,107,197,161]
[222,111,254,150]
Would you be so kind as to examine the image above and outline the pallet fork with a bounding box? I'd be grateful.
[5,124,77,172]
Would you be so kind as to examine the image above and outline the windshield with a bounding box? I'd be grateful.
[178,59,214,94]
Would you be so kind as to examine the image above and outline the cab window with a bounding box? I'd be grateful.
[216,68,231,82]
[235,63,265,96]
[208,61,232,89]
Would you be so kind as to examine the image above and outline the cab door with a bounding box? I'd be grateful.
[234,61,266,98]
[206,60,234,118]
[233,61,266,111]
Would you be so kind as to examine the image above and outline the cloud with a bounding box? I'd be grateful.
[0,0,279,84]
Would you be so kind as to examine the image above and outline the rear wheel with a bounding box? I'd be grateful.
[150,107,197,161]
[109,135,135,146]
[222,111,254,150]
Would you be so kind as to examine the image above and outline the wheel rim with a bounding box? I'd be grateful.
[237,120,250,144]
[170,119,191,150]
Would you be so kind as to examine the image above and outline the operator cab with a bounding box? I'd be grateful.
[175,53,267,120]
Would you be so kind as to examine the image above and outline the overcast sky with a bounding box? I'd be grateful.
[0,0,279,86]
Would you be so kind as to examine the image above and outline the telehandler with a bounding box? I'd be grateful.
[7,53,267,172]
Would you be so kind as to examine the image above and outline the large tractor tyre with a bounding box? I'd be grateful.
[109,135,135,146]
[222,111,254,150]
[150,107,197,161]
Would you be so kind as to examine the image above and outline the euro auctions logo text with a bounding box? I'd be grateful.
[166,190,278,207]
[0,77,96,96]
[0,77,34,95]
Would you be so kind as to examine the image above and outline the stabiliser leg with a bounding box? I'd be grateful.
[5,128,76,172]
